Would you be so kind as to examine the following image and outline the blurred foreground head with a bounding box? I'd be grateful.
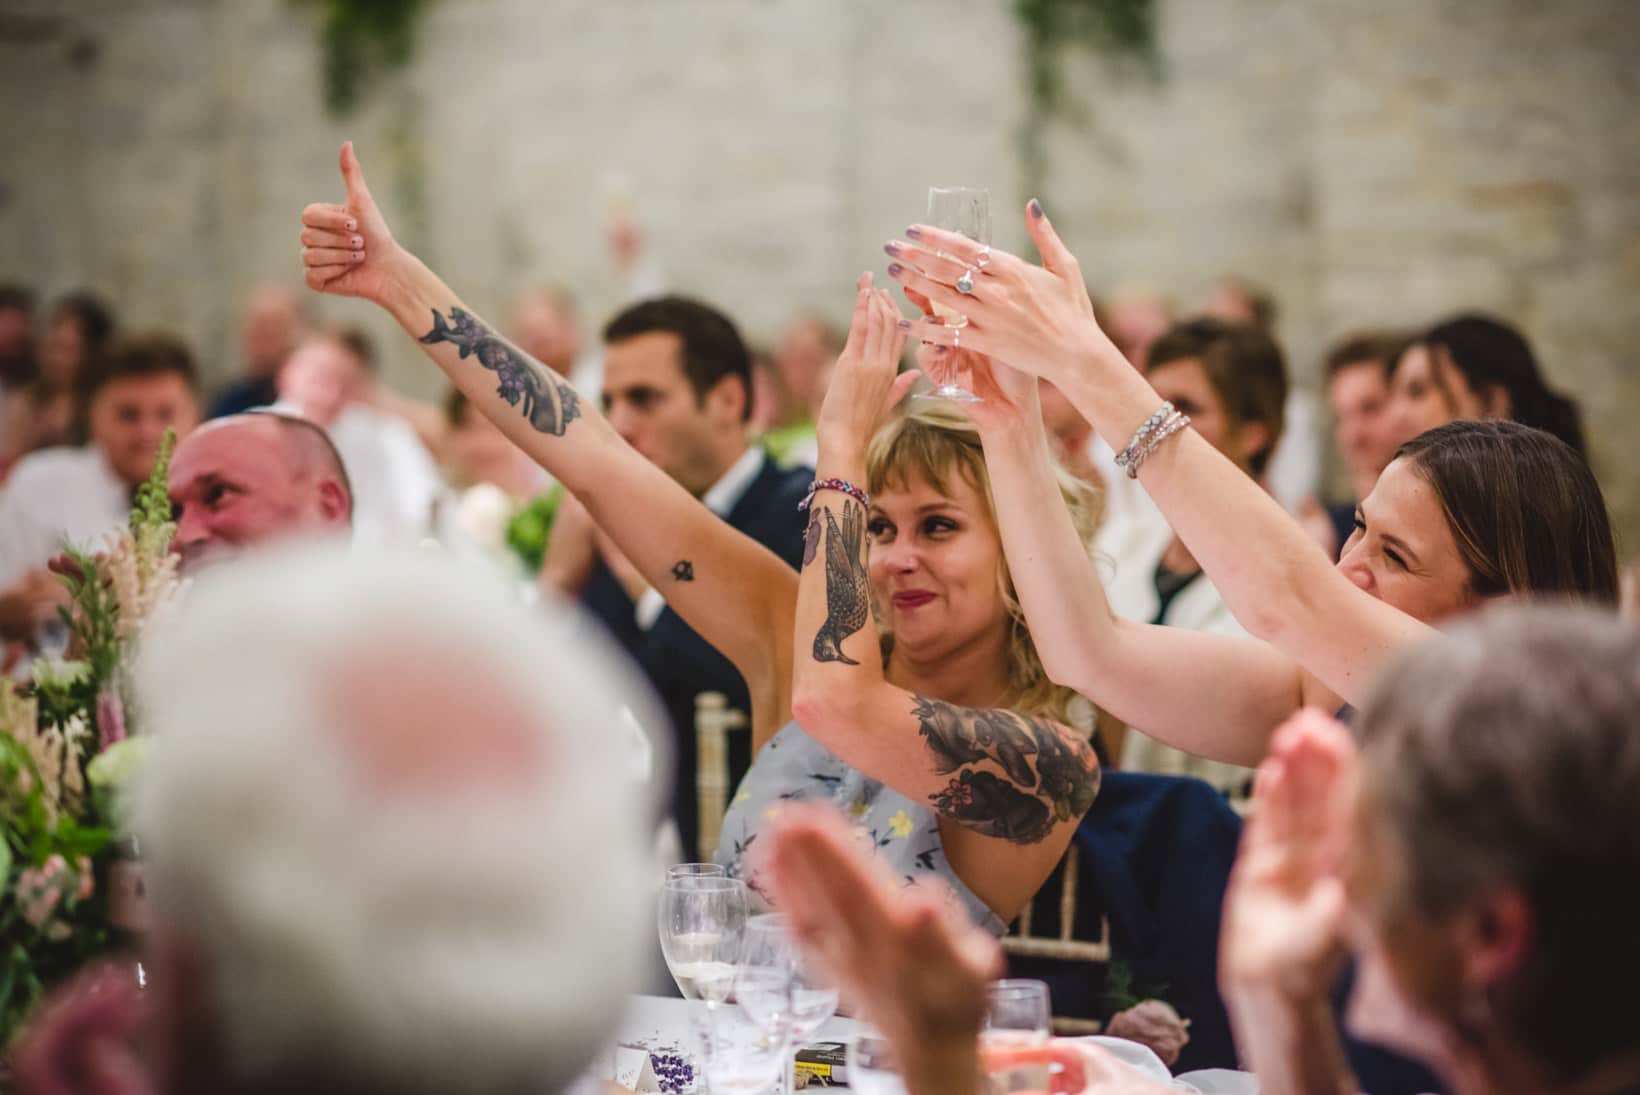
[130,546,658,1094]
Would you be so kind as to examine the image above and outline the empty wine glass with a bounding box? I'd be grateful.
[658,875,747,1007]
[848,1026,908,1095]
[916,185,991,404]
[734,914,797,1092]
[665,862,727,881]
[696,1005,788,1094]
[979,979,1053,1093]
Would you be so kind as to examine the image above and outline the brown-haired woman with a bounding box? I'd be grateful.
[880,205,1616,770]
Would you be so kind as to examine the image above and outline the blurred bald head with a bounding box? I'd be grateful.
[240,284,306,380]
[168,412,352,574]
[131,547,655,1094]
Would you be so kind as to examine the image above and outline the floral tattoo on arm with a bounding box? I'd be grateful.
[914,698,1101,845]
[419,306,581,436]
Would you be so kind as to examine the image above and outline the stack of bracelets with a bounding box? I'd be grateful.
[799,477,870,512]
[1114,402,1193,479]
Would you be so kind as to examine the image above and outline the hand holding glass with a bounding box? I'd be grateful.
[917,186,991,404]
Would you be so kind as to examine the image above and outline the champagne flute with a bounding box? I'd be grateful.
[658,876,747,1006]
[916,185,991,404]
[979,979,1053,1094]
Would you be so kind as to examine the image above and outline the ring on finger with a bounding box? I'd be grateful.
[974,245,991,271]
[955,269,975,295]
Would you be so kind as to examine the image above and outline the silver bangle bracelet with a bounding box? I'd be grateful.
[1126,411,1191,478]
[1115,402,1175,470]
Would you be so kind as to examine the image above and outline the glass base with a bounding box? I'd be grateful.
[915,384,984,404]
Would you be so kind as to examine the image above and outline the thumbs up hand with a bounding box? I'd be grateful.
[300,141,408,303]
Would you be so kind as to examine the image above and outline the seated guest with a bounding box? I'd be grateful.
[1221,609,1640,1095]
[1387,313,1585,454]
[442,387,552,499]
[0,284,35,474]
[208,284,306,418]
[13,545,655,1095]
[277,329,441,547]
[544,295,812,855]
[1312,331,1407,558]
[300,145,1101,927]
[167,411,354,573]
[0,290,118,469]
[0,335,200,644]
[753,313,844,469]
[1097,318,1286,798]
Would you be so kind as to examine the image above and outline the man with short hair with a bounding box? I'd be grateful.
[1317,332,1407,558]
[13,547,654,1095]
[575,294,811,855]
[167,411,354,574]
[0,334,201,642]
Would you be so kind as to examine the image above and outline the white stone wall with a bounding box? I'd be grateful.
[2,0,1637,547]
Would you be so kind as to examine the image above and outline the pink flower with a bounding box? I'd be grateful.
[97,687,128,750]
[15,855,94,929]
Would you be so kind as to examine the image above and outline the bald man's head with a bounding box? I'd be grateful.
[169,413,352,573]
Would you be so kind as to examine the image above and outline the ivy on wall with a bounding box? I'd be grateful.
[291,0,432,116]
[1014,0,1161,198]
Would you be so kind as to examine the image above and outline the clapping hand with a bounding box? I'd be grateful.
[900,288,1036,434]
[301,142,410,305]
[814,275,918,453]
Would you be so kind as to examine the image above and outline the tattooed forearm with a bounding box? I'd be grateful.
[801,506,822,570]
[913,696,1101,845]
[671,560,695,582]
[811,500,869,665]
[419,306,581,436]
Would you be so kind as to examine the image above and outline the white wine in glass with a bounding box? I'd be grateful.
[658,876,747,1007]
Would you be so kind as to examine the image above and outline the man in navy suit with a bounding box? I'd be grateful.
[580,296,811,855]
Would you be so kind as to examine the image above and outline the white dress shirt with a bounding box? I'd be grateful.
[321,405,444,549]
[633,445,766,630]
[0,445,130,589]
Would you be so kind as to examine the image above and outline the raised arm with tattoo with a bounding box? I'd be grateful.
[300,144,798,739]
[886,205,1431,716]
[790,281,1099,879]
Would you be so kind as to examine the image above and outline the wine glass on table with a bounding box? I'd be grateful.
[915,185,992,404]
[979,979,1053,1094]
[658,875,747,1009]
[848,1026,909,1095]
[734,913,839,1094]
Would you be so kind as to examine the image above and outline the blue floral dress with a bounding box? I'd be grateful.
[713,721,1008,936]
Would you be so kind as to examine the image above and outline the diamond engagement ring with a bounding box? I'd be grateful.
[974,245,991,270]
[955,269,975,294]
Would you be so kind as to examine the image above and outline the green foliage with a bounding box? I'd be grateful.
[292,0,435,116]
[130,428,177,543]
[505,486,565,575]
[1014,0,1161,198]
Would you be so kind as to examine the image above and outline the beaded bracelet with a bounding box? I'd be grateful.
[798,477,870,512]
[1125,411,1191,478]
[1114,402,1175,471]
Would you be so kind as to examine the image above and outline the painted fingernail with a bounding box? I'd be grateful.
[350,235,364,248]
[1028,198,1044,219]
[346,219,358,231]
[883,241,902,257]
[896,319,912,329]
[352,250,364,261]
[886,263,904,276]
[905,226,922,239]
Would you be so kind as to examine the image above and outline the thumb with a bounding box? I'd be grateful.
[887,369,921,409]
[339,140,375,211]
[1025,198,1079,277]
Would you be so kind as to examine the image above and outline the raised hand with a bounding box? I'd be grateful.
[1220,708,1356,1003]
[884,201,1118,386]
[300,141,410,304]
[761,805,1001,1095]
[813,274,917,451]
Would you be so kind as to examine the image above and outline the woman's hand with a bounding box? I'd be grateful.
[762,805,1001,1095]
[300,142,413,306]
[813,275,917,453]
[900,288,1037,435]
[884,201,1119,386]
[1220,708,1356,1004]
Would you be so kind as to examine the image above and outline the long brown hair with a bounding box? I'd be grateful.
[865,403,1102,726]
[1395,420,1617,604]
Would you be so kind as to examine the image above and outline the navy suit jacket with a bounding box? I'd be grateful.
[580,452,812,854]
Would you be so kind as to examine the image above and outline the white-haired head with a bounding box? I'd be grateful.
[131,545,663,1094]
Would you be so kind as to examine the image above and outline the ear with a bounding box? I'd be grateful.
[317,478,351,524]
[704,372,749,424]
[1235,421,1272,471]
[1454,887,1532,991]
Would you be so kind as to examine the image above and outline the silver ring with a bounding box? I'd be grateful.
[955,270,975,295]
[952,327,961,348]
[975,246,991,270]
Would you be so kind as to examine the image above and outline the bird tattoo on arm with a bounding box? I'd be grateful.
[812,501,868,665]
[419,306,581,437]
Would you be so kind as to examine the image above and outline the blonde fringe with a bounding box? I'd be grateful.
[865,401,1104,732]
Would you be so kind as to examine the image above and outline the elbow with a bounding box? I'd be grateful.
[791,682,863,739]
